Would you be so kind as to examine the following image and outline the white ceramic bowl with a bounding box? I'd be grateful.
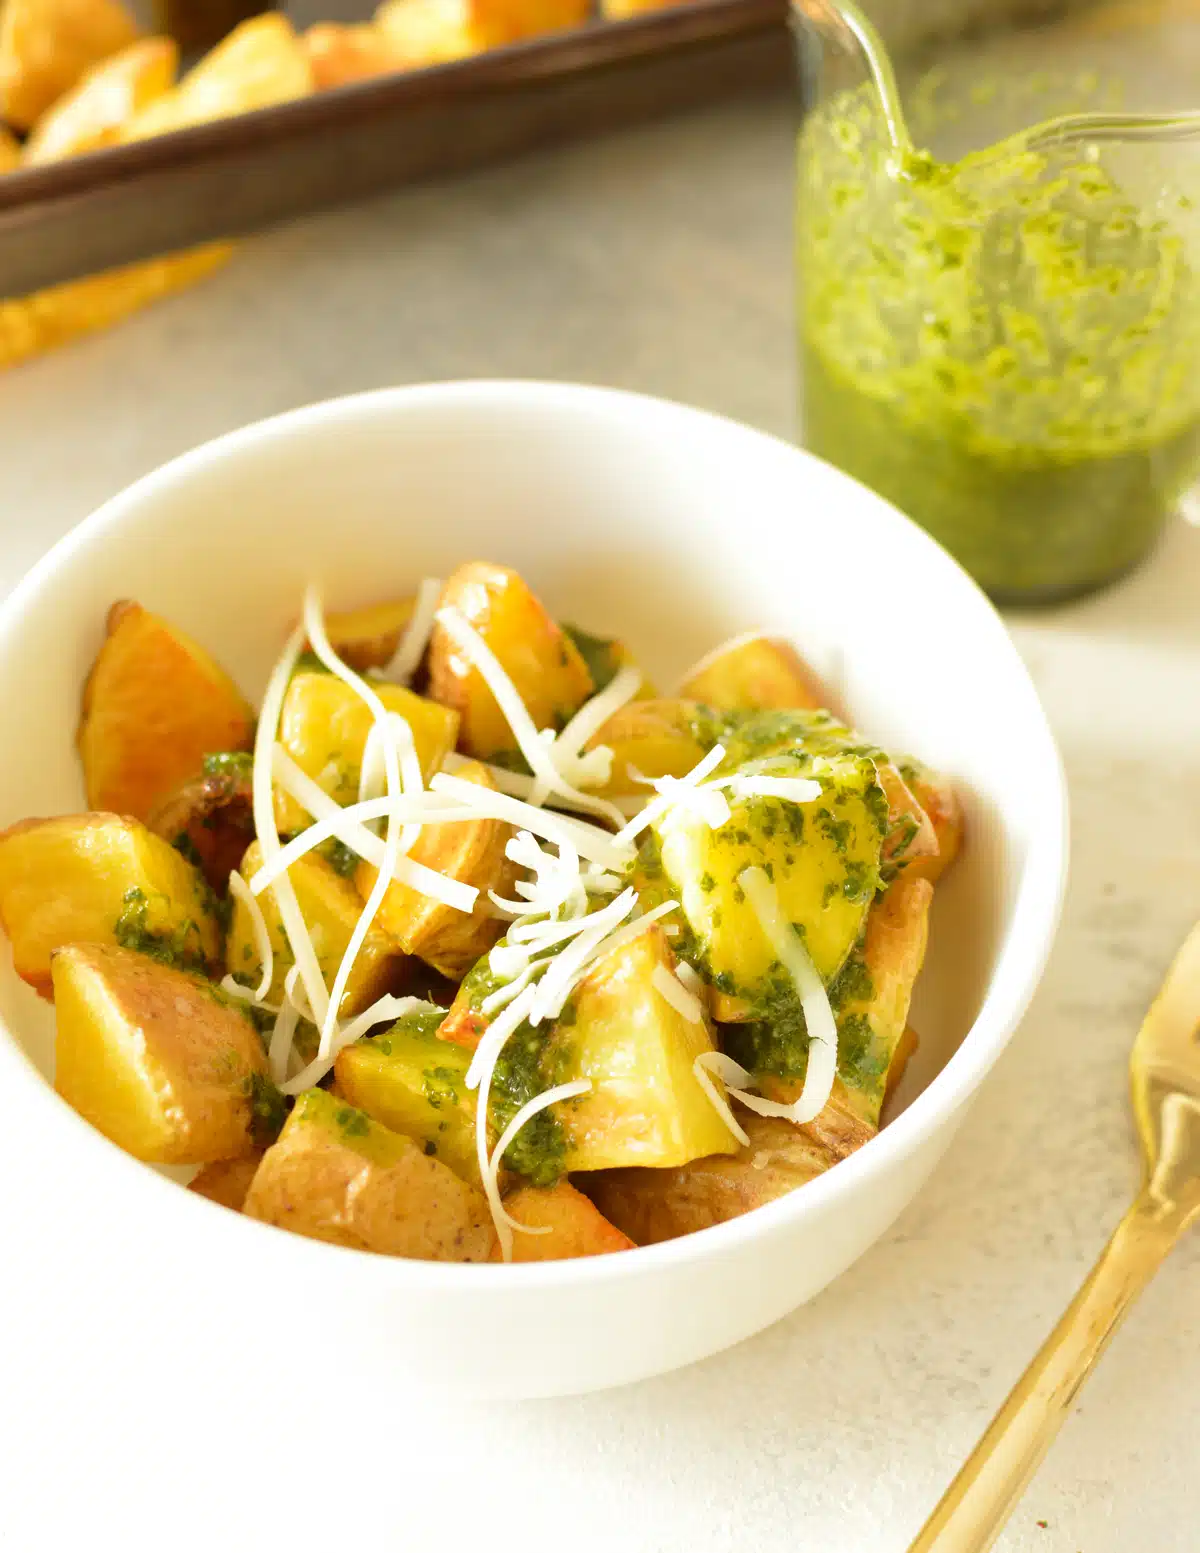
[0,382,1066,1399]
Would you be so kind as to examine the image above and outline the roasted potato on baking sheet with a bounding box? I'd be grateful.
[79,600,254,824]
[52,943,275,1163]
[680,633,829,713]
[428,562,594,758]
[275,671,457,835]
[356,760,516,979]
[188,1151,265,1211]
[303,21,406,89]
[498,1181,634,1261]
[228,841,407,1016]
[374,0,484,61]
[0,813,221,995]
[584,1098,874,1245]
[0,0,139,129]
[147,752,255,894]
[244,1088,496,1260]
[24,34,176,162]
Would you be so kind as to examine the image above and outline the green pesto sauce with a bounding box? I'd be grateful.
[562,623,621,693]
[245,1071,290,1147]
[202,751,254,780]
[113,887,209,973]
[488,1017,571,1187]
[318,837,361,878]
[798,86,1200,601]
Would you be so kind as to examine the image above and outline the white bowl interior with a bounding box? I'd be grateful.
[0,383,1065,1396]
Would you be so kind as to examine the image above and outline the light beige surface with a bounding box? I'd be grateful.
[1,91,1199,1553]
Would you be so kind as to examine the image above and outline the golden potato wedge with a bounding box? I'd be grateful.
[584,698,707,798]
[146,751,255,894]
[244,1088,496,1260]
[427,562,593,758]
[0,813,221,995]
[24,35,176,163]
[471,0,589,43]
[0,242,233,373]
[303,21,406,89]
[188,1151,265,1211]
[123,12,312,139]
[52,943,275,1164]
[334,1005,481,1184]
[497,1181,635,1261]
[79,600,254,824]
[0,0,139,130]
[229,840,407,1017]
[275,671,458,834]
[901,760,963,883]
[0,125,20,170]
[885,1024,919,1107]
[356,760,516,979]
[320,595,417,671]
[680,633,830,713]
[584,1097,873,1244]
[374,0,484,62]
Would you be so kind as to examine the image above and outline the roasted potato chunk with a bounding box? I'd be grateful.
[356,760,516,979]
[0,813,220,995]
[78,600,254,824]
[680,633,830,713]
[428,562,593,758]
[877,761,939,877]
[188,1151,265,1211]
[123,13,312,139]
[320,595,416,670]
[0,0,139,130]
[374,0,485,62]
[303,22,406,88]
[471,0,590,44]
[585,698,707,798]
[497,1182,635,1261]
[244,1089,496,1261]
[228,841,406,1017]
[584,1098,874,1245]
[146,752,255,894]
[52,943,273,1164]
[901,759,964,883]
[24,35,176,162]
[274,671,457,834]
[333,1005,481,1185]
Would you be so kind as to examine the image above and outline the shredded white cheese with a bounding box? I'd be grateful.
[382,577,443,683]
[485,1079,592,1261]
[651,962,703,1023]
[738,865,838,1123]
[279,994,437,1094]
[613,744,728,847]
[226,869,274,1003]
[268,991,301,1085]
[219,975,280,1015]
[527,888,638,1025]
[692,1051,751,1147]
[430,771,633,872]
[727,775,823,804]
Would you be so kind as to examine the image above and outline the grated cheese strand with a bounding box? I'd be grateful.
[692,1051,751,1147]
[651,962,703,1023]
[279,995,437,1094]
[485,1079,594,1261]
[728,775,823,804]
[430,771,633,872]
[219,975,280,1015]
[467,983,540,1258]
[268,989,301,1085]
[465,981,538,1093]
[527,888,637,1026]
[434,607,627,828]
[226,870,274,1003]
[251,624,332,1033]
[480,956,550,1015]
[738,865,838,1123]
[612,743,727,847]
[382,577,443,683]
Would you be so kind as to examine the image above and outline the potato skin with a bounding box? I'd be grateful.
[147,758,255,894]
[319,595,416,669]
[0,812,221,996]
[244,1089,496,1261]
[188,1153,265,1212]
[496,1182,634,1261]
[427,562,593,757]
[78,599,253,823]
[680,634,829,713]
[583,1100,873,1245]
[52,943,270,1164]
[902,761,964,884]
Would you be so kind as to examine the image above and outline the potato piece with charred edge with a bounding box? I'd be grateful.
[228,841,407,1017]
[583,1097,873,1245]
[427,562,594,758]
[24,35,176,162]
[244,1089,496,1260]
[0,813,221,996]
[189,1152,265,1211]
[355,760,517,979]
[78,600,254,824]
[274,671,457,834]
[319,595,416,670]
[496,1182,635,1261]
[52,943,277,1164]
[0,0,139,130]
[680,633,831,713]
[900,760,963,884]
[583,698,707,799]
[146,752,255,894]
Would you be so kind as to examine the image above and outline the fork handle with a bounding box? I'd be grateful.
[907,1191,1187,1553]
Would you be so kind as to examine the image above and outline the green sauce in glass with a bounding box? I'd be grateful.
[798,83,1200,601]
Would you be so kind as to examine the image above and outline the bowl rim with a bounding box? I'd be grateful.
[0,379,1069,1290]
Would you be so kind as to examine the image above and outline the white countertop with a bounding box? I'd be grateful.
[3,92,1200,1553]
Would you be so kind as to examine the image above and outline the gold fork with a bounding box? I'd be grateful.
[907,920,1200,1552]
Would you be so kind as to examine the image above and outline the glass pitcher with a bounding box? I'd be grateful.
[793,0,1200,603]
